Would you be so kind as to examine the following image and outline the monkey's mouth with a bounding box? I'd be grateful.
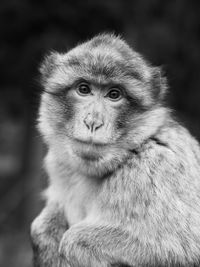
[79,151,101,161]
[74,137,108,147]
[76,148,103,162]
[73,138,106,161]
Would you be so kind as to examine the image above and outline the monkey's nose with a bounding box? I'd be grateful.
[83,114,104,133]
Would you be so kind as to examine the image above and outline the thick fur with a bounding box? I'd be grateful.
[31,34,200,267]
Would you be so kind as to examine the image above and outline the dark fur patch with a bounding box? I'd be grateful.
[67,56,82,68]
[126,94,148,111]
[64,93,76,122]
[150,136,168,148]
[115,105,130,131]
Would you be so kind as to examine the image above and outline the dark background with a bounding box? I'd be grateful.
[0,0,200,266]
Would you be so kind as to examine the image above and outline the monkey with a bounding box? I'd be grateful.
[30,33,200,267]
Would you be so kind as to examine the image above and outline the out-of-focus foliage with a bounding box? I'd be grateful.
[0,0,200,266]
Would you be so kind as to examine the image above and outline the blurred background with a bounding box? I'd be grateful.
[0,0,200,266]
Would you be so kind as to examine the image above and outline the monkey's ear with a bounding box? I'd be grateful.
[39,51,60,84]
[151,67,168,101]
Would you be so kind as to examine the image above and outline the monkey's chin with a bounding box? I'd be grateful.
[66,137,129,178]
[72,138,107,162]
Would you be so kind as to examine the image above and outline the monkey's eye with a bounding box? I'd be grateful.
[106,88,122,101]
[77,83,91,96]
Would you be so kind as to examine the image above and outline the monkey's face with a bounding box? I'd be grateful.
[39,34,167,175]
[39,76,135,163]
[64,81,128,143]
[61,79,134,162]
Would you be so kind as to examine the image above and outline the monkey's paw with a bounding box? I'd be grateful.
[30,219,60,267]
[58,229,109,267]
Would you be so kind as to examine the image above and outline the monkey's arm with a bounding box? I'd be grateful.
[58,222,134,267]
[31,202,67,267]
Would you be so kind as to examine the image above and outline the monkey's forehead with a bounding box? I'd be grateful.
[53,46,152,84]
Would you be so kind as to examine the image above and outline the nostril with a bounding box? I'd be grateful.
[83,118,90,130]
[94,122,104,132]
[83,118,104,132]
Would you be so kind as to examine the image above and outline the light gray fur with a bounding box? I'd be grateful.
[31,34,200,267]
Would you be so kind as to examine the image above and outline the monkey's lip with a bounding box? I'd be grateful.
[79,151,101,161]
[74,138,108,147]
[73,138,107,161]
[75,144,103,161]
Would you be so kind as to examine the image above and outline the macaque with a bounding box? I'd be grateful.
[31,33,200,267]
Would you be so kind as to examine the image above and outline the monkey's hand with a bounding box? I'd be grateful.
[30,203,67,267]
[58,222,133,267]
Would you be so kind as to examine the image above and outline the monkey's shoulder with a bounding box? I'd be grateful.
[140,120,200,164]
[154,119,199,150]
[120,121,200,186]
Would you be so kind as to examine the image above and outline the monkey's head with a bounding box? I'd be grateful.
[39,34,169,177]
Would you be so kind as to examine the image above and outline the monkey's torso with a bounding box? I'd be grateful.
[44,120,200,265]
